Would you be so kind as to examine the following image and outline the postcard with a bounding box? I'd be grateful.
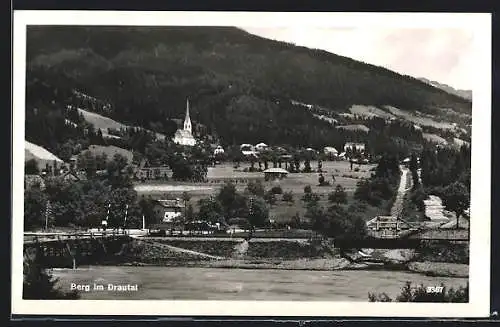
[12,11,491,317]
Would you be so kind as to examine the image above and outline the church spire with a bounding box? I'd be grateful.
[183,98,192,133]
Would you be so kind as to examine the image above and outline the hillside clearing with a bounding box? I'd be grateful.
[422,133,447,145]
[349,105,395,119]
[25,141,63,162]
[78,108,166,141]
[84,144,134,163]
[383,106,456,130]
[336,124,370,133]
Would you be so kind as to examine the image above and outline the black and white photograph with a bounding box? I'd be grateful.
[12,11,491,317]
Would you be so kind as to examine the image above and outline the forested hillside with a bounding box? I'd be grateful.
[25,26,472,153]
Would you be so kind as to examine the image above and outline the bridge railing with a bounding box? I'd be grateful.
[25,229,129,243]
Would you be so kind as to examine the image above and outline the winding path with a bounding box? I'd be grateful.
[390,166,411,219]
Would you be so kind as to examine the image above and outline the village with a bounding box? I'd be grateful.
[24,97,468,243]
[19,23,477,305]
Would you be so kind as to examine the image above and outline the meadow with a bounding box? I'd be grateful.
[77,108,166,140]
[134,160,381,223]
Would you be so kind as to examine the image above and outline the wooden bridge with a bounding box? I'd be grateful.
[24,230,129,244]
[24,231,132,268]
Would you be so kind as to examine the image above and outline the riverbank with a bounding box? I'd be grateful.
[119,258,468,278]
[27,232,469,278]
[407,261,468,278]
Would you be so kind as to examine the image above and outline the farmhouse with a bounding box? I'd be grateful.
[240,144,258,157]
[255,143,269,152]
[173,99,197,146]
[365,216,411,238]
[323,147,339,156]
[61,170,87,183]
[213,145,225,155]
[153,199,185,223]
[134,159,172,181]
[263,167,289,181]
[343,142,366,153]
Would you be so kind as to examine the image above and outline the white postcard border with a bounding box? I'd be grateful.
[12,11,492,317]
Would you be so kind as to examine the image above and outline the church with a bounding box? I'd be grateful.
[172,99,197,146]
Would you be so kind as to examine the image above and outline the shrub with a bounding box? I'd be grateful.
[328,184,348,204]
[302,191,320,204]
[270,186,283,194]
[304,185,312,194]
[23,251,80,300]
[263,191,277,205]
[282,191,294,202]
[368,281,468,303]
[318,174,330,186]
[246,180,265,196]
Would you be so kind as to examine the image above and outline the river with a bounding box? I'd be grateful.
[51,266,468,301]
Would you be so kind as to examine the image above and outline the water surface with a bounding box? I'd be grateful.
[52,266,468,301]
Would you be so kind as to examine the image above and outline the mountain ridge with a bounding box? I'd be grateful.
[417,77,472,101]
[25,26,472,155]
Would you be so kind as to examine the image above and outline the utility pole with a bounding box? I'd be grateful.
[102,203,110,232]
[123,204,128,234]
[45,200,51,231]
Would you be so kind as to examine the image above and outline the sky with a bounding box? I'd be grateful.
[242,27,474,91]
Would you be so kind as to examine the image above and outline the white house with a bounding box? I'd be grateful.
[324,147,339,156]
[155,199,185,223]
[213,146,225,155]
[173,99,196,146]
[344,142,365,153]
[240,144,258,157]
[240,143,254,150]
[255,143,268,151]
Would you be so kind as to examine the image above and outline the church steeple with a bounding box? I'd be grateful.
[183,98,192,133]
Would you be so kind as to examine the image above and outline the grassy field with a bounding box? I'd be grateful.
[135,160,381,223]
[422,133,448,145]
[383,106,456,130]
[25,140,66,170]
[349,104,396,120]
[336,124,370,132]
[78,108,166,140]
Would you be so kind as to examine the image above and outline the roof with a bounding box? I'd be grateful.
[157,199,185,208]
[263,168,289,174]
[174,129,194,138]
[62,170,85,181]
[255,142,268,147]
[324,147,338,152]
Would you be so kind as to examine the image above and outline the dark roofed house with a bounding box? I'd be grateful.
[134,159,172,181]
[62,170,87,183]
